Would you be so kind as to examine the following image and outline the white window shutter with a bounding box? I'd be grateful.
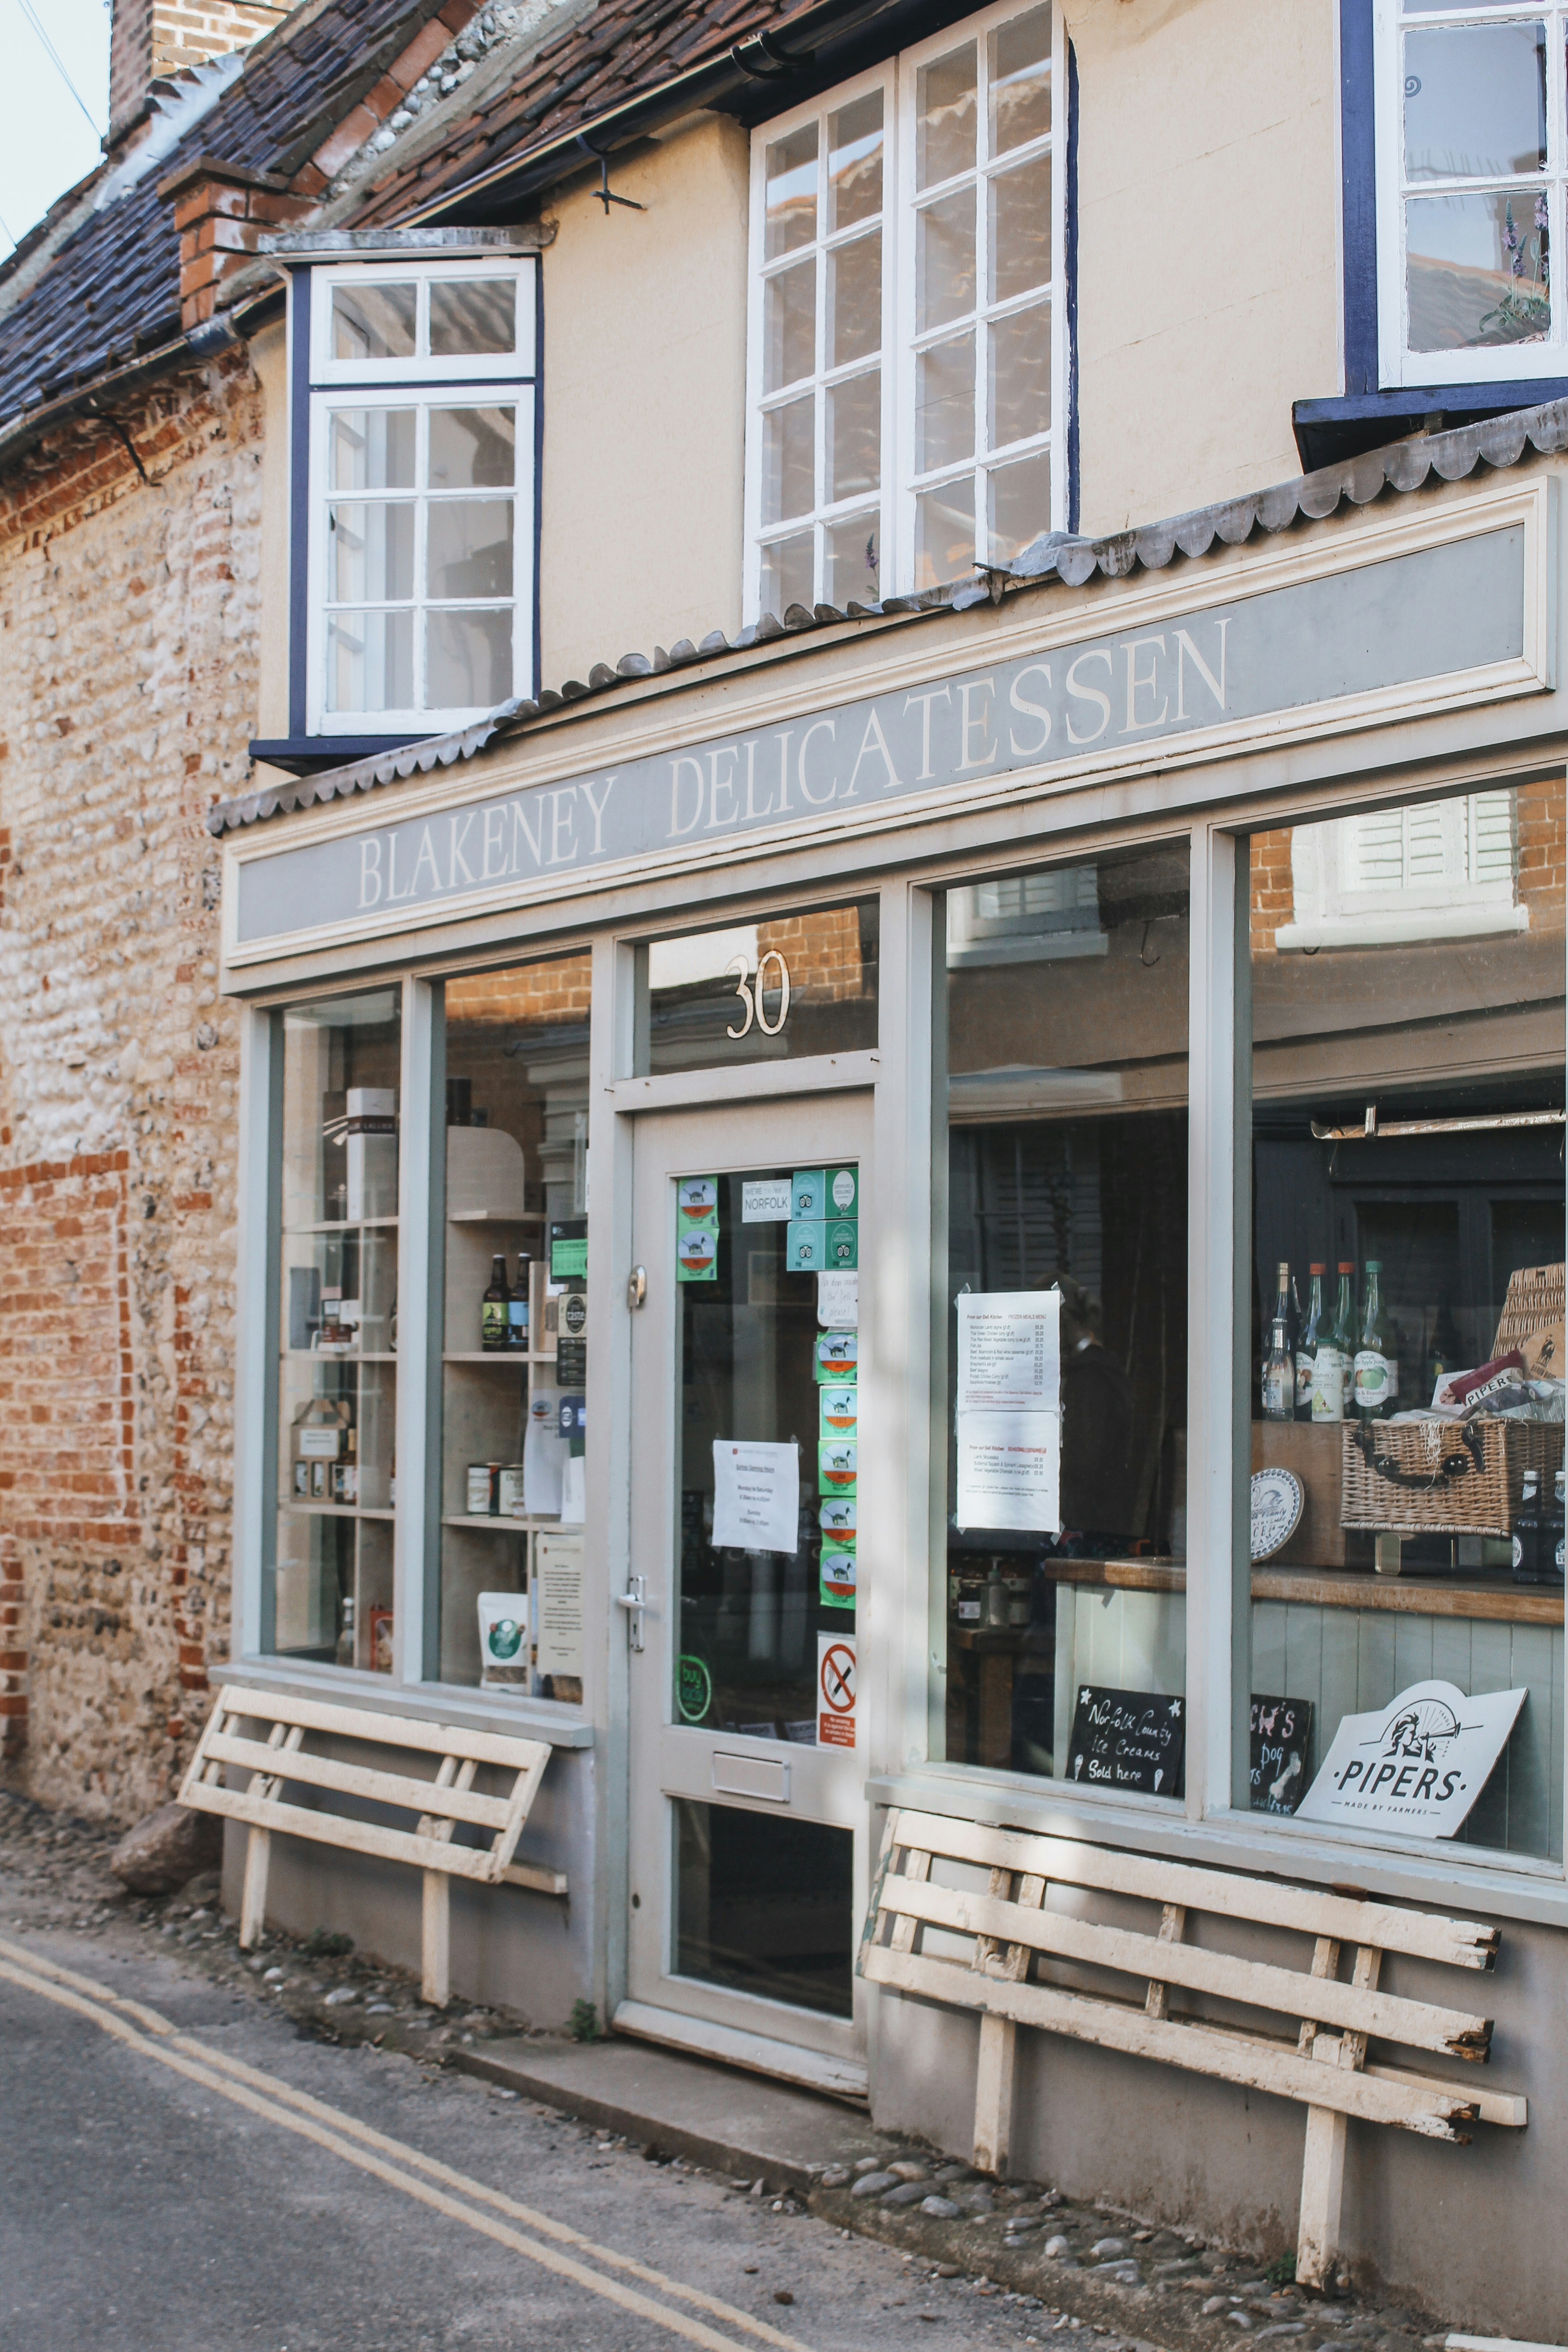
[1344,808,1408,893]
[1469,790,1515,886]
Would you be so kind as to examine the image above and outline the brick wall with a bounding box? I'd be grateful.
[0,347,260,1816]
[110,0,293,133]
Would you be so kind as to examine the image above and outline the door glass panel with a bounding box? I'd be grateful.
[936,845,1191,1792]
[273,989,401,1668]
[640,904,879,1074]
[676,1801,853,2015]
[673,1161,862,1751]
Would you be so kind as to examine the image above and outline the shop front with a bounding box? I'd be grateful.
[215,445,1568,2310]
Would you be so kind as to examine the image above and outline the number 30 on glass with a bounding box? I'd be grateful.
[725,951,791,1039]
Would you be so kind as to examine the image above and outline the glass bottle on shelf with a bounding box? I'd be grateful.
[508,1253,531,1352]
[1260,1261,1293,1420]
[336,1591,357,1668]
[1353,1259,1393,1420]
[1295,1263,1325,1421]
[481,1254,510,1352]
[1312,1263,1355,1423]
[1514,1470,1541,1582]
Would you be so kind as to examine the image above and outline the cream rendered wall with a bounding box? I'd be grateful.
[1070,0,1341,531]
[536,113,751,689]
[251,318,291,749]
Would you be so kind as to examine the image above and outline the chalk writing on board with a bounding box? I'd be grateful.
[1250,1694,1314,1815]
[1064,1686,1184,1797]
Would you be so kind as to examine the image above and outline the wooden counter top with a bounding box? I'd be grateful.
[954,1556,1564,1625]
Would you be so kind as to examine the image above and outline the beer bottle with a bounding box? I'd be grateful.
[508,1253,531,1352]
[481,1254,510,1352]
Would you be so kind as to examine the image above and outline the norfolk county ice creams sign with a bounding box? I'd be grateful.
[231,515,1542,955]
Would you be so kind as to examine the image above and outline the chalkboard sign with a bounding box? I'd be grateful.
[1250,1695,1314,1815]
[1064,1686,1184,1796]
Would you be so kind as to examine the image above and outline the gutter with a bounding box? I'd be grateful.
[0,314,238,480]
[400,0,922,225]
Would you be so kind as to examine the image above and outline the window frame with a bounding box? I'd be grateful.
[295,256,541,744]
[1373,0,1568,389]
[743,0,1070,620]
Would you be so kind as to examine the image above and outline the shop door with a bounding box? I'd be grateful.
[622,1096,871,2083]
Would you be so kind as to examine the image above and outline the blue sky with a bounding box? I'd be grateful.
[0,0,113,254]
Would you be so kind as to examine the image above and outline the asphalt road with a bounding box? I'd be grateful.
[0,1865,1058,2352]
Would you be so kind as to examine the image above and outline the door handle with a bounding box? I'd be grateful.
[627,1264,647,1311]
[616,1575,647,1651]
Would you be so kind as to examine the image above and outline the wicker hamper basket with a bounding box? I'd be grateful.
[1338,1261,1566,1537]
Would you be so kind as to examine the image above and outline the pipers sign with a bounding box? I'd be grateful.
[231,520,1534,955]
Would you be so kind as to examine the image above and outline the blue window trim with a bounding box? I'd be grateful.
[255,259,543,775]
[1297,0,1568,470]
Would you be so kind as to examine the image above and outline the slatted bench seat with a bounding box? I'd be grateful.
[859,1807,1525,2288]
[177,1686,566,2008]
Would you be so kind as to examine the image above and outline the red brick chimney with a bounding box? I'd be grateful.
[110,1,296,138]
[159,157,314,329]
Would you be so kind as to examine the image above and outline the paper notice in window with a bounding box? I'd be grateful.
[711,1439,800,1554]
[956,1290,1059,1412]
[954,1290,1060,1531]
[955,1411,1060,1532]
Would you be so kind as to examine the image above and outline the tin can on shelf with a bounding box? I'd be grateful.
[466,1462,500,1516]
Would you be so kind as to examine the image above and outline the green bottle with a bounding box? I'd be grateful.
[1353,1260,1393,1419]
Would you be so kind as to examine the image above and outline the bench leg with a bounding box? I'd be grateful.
[1296,2102,1346,2291]
[422,1870,450,2008]
[239,1828,271,1950]
[973,2014,1017,2178]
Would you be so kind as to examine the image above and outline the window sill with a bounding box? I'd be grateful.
[1275,905,1529,951]
[218,1656,593,1746]
[249,734,429,778]
[863,1762,1568,1928]
[1292,382,1568,473]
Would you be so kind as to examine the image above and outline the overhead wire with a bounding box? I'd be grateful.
[14,0,104,135]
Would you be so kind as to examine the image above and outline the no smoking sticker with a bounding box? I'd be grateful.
[817,1632,857,1749]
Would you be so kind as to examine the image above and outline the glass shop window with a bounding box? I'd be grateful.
[436,953,591,1695]
[637,901,879,1074]
[1243,782,1565,1861]
[271,988,402,1669]
[935,843,1190,1795]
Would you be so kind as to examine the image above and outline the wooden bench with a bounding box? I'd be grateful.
[178,1686,567,2008]
[859,1807,1525,2288]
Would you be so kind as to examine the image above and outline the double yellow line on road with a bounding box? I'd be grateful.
[0,1933,815,2352]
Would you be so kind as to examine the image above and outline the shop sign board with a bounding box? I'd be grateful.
[232,519,1537,953]
[1296,1678,1526,1837]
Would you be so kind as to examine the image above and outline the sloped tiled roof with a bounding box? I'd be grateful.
[207,396,1568,833]
[0,0,451,438]
[345,0,828,225]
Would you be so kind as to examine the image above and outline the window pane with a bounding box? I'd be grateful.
[989,300,1051,449]
[332,283,416,361]
[990,150,1053,302]
[436,954,591,1691]
[827,369,879,501]
[1403,23,1546,181]
[916,331,975,472]
[828,230,882,367]
[763,393,815,525]
[326,609,414,711]
[642,903,879,1073]
[426,499,515,600]
[914,478,975,588]
[765,122,818,258]
[917,187,977,331]
[918,41,977,188]
[329,502,414,603]
[1406,190,1549,347]
[273,987,401,1670]
[828,91,883,230]
[938,847,1191,1790]
[825,512,881,608]
[427,608,513,708]
[429,406,517,489]
[428,276,517,355]
[760,529,814,616]
[764,256,817,391]
[329,408,415,491]
[990,5,1052,154]
[1242,785,1564,1861]
[988,446,1052,563]
[676,1801,853,2015]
